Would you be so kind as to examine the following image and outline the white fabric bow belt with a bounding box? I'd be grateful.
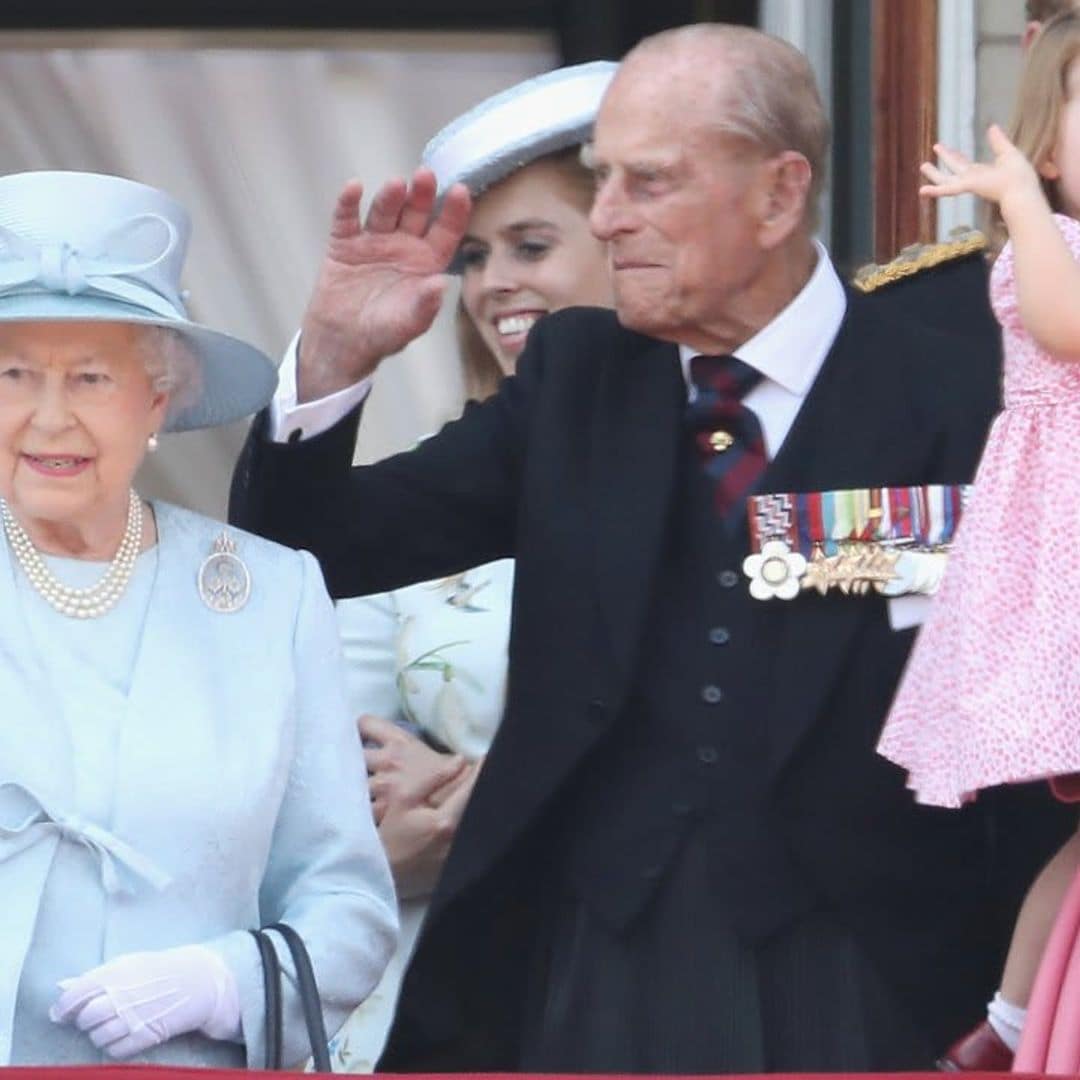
[0,781,171,895]
[0,213,184,321]
[0,781,171,1063]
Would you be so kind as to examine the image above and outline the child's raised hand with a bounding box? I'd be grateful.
[919,124,1041,207]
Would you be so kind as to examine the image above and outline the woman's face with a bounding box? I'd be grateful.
[0,321,168,537]
[458,157,612,372]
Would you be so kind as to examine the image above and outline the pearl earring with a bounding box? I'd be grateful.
[147,433,159,453]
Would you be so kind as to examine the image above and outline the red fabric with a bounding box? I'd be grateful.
[0,1071,1047,1080]
[1050,773,1080,802]
[686,353,766,518]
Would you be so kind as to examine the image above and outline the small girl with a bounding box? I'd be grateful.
[877,10,1080,1071]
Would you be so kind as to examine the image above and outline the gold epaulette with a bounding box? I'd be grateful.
[853,227,988,293]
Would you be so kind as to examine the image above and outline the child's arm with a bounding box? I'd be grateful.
[1001,187,1080,357]
[922,124,1080,359]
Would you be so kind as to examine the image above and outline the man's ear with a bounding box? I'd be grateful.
[759,151,813,247]
[1022,20,1043,54]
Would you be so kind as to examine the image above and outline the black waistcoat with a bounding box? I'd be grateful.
[563,431,816,939]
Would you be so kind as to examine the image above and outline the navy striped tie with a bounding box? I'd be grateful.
[687,354,766,519]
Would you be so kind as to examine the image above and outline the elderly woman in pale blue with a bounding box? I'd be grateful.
[0,170,396,1067]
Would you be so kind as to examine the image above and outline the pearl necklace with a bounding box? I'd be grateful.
[1,491,144,619]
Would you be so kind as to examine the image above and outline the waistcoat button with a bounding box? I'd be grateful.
[701,684,723,704]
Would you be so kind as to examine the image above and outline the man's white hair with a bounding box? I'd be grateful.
[624,24,831,231]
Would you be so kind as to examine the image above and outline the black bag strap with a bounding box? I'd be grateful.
[264,921,333,1073]
[248,928,283,1070]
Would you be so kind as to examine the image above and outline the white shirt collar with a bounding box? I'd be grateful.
[679,240,846,395]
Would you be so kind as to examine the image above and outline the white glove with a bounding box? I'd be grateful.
[49,943,241,1058]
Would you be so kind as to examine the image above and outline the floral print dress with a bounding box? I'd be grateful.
[326,558,514,1071]
[878,215,1080,807]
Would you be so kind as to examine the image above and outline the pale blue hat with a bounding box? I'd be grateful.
[0,170,277,432]
[421,60,617,199]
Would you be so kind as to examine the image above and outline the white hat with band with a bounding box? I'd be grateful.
[421,60,617,199]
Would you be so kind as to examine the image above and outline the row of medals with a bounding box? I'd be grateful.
[800,542,902,596]
[711,429,923,597]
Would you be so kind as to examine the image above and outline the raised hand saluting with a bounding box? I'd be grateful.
[297,170,471,401]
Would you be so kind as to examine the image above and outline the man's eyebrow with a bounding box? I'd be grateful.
[624,158,679,176]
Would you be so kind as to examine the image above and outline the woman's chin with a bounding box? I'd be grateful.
[494,339,526,370]
[7,484,95,527]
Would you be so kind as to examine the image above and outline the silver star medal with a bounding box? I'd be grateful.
[198,531,251,613]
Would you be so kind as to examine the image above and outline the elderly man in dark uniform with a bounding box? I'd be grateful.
[231,24,1067,1073]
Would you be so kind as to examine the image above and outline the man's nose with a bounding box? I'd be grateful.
[589,180,626,241]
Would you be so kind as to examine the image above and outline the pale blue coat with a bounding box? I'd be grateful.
[0,501,397,1067]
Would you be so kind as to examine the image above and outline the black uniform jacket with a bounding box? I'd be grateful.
[230,295,1070,1070]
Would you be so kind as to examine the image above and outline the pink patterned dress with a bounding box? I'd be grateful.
[877,214,1080,808]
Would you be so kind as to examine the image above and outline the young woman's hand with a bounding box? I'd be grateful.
[359,715,484,895]
[377,766,480,899]
[359,713,467,824]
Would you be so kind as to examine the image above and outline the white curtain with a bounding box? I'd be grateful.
[0,33,555,516]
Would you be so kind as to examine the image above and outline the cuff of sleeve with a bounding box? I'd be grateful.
[887,595,931,631]
[269,330,373,444]
[205,930,265,1063]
